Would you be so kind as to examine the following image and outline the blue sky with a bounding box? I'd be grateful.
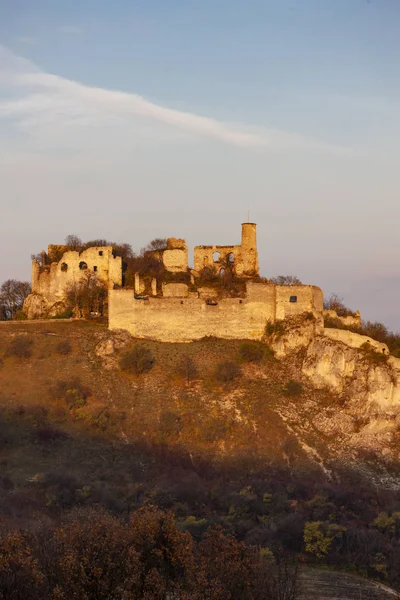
[0,0,399,330]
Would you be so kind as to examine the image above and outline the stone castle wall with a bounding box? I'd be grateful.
[193,223,259,277]
[109,282,323,343]
[32,246,122,305]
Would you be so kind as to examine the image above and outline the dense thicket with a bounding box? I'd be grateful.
[0,505,298,600]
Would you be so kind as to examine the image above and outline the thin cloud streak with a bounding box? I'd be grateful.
[0,45,349,152]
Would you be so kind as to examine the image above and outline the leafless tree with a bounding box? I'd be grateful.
[64,272,108,318]
[271,275,302,285]
[64,234,83,250]
[0,279,31,318]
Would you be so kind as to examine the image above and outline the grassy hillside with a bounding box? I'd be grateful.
[1,320,400,594]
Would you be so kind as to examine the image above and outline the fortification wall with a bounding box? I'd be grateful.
[109,289,275,342]
[109,282,323,343]
[193,245,241,272]
[32,246,122,304]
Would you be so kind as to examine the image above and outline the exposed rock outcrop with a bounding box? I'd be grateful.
[95,329,133,369]
[23,293,68,319]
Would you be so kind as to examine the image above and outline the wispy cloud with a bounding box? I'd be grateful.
[0,45,347,153]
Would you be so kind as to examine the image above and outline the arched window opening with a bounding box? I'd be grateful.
[79,261,88,270]
[227,252,235,263]
[213,251,220,263]
[220,268,226,278]
[60,263,68,272]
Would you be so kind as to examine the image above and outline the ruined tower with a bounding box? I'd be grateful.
[240,222,259,276]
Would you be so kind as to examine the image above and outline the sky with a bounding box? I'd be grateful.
[0,0,399,330]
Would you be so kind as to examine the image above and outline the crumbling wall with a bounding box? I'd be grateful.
[160,238,188,273]
[275,285,323,320]
[109,290,273,342]
[162,283,189,298]
[31,246,122,306]
[193,223,259,277]
[109,281,323,343]
[193,245,241,273]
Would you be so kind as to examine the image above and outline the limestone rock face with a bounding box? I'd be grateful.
[268,315,324,359]
[302,335,400,410]
[23,293,50,319]
[95,329,133,369]
[23,293,68,319]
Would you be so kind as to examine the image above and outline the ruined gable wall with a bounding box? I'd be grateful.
[33,246,122,304]
[193,245,241,273]
[162,238,188,273]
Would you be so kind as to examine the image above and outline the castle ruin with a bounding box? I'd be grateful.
[25,222,327,342]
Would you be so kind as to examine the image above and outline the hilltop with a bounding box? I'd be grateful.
[2,319,400,595]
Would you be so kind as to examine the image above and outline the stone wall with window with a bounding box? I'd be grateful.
[31,245,122,306]
[109,282,323,343]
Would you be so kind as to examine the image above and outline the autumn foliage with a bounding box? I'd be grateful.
[0,506,297,600]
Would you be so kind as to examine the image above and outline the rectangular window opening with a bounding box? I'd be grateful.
[99,251,103,256]
[94,266,98,272]
[289,295,297,303]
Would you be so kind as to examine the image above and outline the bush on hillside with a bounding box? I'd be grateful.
[50,377,92,408]
[239,341,266,363]
[283,380,303,397]
[14,311,27,320]
[176,357,198,383]
[360,343,388,365]
[55,340,72,356]
[119,345,154,376]
[5,336,34,358]
[214,360,241,383]
[324,293,355,317]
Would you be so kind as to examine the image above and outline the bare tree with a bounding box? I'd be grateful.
[64,272,108,318]
[324,293,353,316]
[0,279,31,318]
[271,275,302,285]
[64,234,83,250]
[142,238,168,253]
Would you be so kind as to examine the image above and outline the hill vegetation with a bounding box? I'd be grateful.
[1,320,400,596]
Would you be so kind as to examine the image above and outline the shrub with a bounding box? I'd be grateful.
[283,380,303,397]
[239,341,266,363]
[176,357,198,383]
[265,320,286,338]
[14,311,27,320]
[271,275,302,285]
[360,343,388,365]
[324,293,355,317]
[35,427,68,444]
[50,377,92,408]
[119,345,154,375]
[55,340,72,356]
[5,336,33,358]
[214,361,241,383]
[50,309,73,319]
